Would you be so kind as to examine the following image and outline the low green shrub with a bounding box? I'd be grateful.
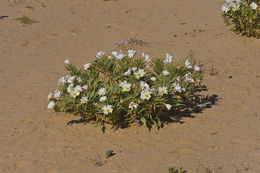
[47,50,203,130]
[222,0,260,37]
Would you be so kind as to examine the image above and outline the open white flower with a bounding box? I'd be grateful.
[151,77,156,81]
[58,76,66,85]
[124,69,131,76]
[176,76,181,82]
[129,102,138,110]
[96,51,105,58]
[222,3,230,13]
[102,105,113,115]
[158,86,168,95]
[71,91,80,98]
[53,90,62,100]
[185,74,195,83]
[142,53,151,62]
[111,51,118,56]
[80,97,88,104]
[164,53,173,63]
[165,104,172,110]
[162,70,169,76]
[98,88,106,96]
[194,65,200,71]
[47,93,53,100]
[82,85,88,90]
[134,69,145,79]
[47,101,55,109]
[99,96,107,102]
[140,90,151,100]
[185,59,192,69]
[74,85,82,93]
[128,50,136,58]
[122,83,132,92]
[67,76,75,83]
[67,84,74,93]
[107,56,113,59]
[231,3,240,11]
[84,63,91,70]
[140,81,149,90]
[115,53,125,60]
[173,83,182,92]
[64,59,70,64]
[250,2,258,10]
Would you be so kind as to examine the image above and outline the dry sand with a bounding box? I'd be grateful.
[0,0,260,172]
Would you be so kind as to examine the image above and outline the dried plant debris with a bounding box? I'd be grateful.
[16,16,39,25]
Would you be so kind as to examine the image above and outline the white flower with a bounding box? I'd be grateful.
[53,90,62,100]
[151,77,156,81]
[222,3,230,13]
[231,3,240,11]
[67,76,75,83]
[124,69,131,76]
[176,76,181,82]
[80,97,88,104]
[142,53,151,62]
[164,53,173,63]
[128,50,136,58]
[165,104,172,110]
[185,59,192,69]
[134,69,145,79]
[140,90,151,100]
[96,51,105,58]
[71,91,80,98]
[47,101,55,109]
[67,83,74,93]
[115,53,125,60]
[111,51,118,56]
[99,96,107,102]
[140,81,149,90]
[98,88,106,96]
[185,74,195,83]
[84,63,91,70]
[173,83,182,92]
[102,105,113,115]
[82,85,88,90]
[65,74,71,79]
[47,93,53,100]
[250,2,258,10]
[182,87,186,92]
[162,70,169,76]
[131,67,137,72]
[77,77,82,83]
[158,86,168,95]
[194,65,200,71]
[225,0,232,3]
[129,102,138,110]
[58,76,66,85]
[74,85,82,93]
[122,83,132,92]
[64,59,70,64]
[108,56,113,59]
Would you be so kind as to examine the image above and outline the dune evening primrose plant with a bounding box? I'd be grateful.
[47,50,203,130]
[222,0,260,37]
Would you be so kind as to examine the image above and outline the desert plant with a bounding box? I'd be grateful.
[222,0,260,37]
[47,50,203,130]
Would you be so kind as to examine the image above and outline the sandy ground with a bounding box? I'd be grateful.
[0,0,260,172]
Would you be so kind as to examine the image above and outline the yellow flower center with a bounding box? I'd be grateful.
[145,94,149,98]
[137,73,141,77]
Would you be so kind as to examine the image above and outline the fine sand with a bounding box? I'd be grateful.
[0,0,260,172]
